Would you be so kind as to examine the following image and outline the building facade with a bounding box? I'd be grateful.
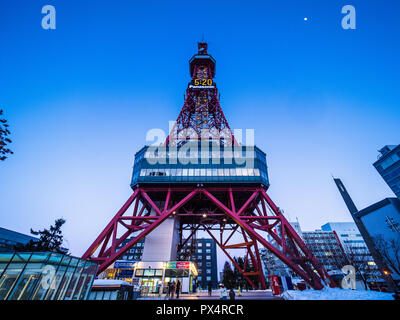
[321,222,365,249]
[334,177,399,291]
[178,238,218,289]
[321,222,381,288]
[356,198,400,283]
[0,227,37,252]
[0,252,97,300]
[260,222,300,278]
[302,230,348,272]
[100,238,146,283]
[373,145,400,199]
[260,222,348,282]
[118,238,145,262]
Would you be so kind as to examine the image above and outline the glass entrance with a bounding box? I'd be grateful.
[141,277,161,294]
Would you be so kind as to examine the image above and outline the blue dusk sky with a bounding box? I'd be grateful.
[0,0,399,268]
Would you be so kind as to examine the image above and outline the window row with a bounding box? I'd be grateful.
[197,249,211,253]
[140,167,261,178]
[187,242,212,247]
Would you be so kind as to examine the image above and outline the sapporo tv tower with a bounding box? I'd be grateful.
[83,43,334,290]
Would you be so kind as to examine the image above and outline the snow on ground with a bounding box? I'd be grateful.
[282,287,395,300]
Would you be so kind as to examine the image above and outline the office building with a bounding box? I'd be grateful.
[321,222,382,288]
[178,238,218,289]
[0,227,37,252]
[373,145,400,198]
[302,230,348,272]
[334,177,400,291]
[356,198,400,284]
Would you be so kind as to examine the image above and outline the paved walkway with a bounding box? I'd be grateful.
[138,290,283,300]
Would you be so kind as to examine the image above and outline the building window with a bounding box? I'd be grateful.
[206,276,211,281]
[206,243,211,247]
[206,255,211,260]
[198,249,202,253]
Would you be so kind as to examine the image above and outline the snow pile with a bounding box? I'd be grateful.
[282,287,394,300]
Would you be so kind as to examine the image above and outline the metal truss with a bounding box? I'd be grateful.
[83,186,335,290]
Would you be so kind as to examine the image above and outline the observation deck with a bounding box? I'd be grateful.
[130,141,269,188]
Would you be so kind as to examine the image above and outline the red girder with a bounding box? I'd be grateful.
[82,186,335,290]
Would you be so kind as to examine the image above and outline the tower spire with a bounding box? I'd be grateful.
[166,43,234,146]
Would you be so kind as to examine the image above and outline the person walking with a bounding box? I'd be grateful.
[165,281,171,300]
[229,288,236,300]
[157,280,162,297]
[219,284,228,300]
[176,280,181,299]
[207,281,213,297]
[193,279,197,293]
[170,281,176,299]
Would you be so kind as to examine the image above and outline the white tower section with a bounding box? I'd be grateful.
[141,213,180,262]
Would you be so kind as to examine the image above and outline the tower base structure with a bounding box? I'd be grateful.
[83,185,334,290]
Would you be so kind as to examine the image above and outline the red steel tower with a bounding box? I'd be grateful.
[82,43,334,290]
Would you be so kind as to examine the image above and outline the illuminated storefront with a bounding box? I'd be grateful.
[106,260,198,294]
[135,261,197,294]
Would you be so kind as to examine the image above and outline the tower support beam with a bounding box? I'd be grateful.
[83,186,334,289]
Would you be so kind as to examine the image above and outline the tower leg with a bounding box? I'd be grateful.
[83,186,334,289]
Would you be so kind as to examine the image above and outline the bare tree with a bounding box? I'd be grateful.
[0,109,13,161]
[374,235,400,279]
[344,244,376,290]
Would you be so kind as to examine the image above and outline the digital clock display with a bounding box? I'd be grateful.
[193,79,213,86]
[190,78,215,89]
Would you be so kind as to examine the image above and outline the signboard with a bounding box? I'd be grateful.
[114,260,136,269]
[269,275,281,295]
[166,261,190,269]
[189,79,215,89]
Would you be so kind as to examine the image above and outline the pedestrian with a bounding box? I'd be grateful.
[170,281,176,299]
[219,284,228,300]
[165,281,171,300]
[176,280,181,299]
[157,280,162,297]
[207,280,212,297]
[229,288,235,300]
[193,279,197,293]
